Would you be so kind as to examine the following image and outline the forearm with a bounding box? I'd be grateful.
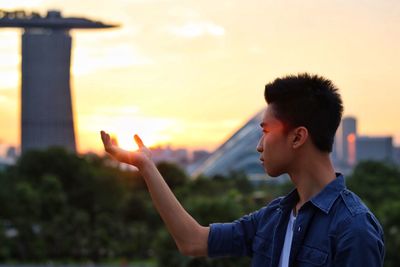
[139,161,209,256]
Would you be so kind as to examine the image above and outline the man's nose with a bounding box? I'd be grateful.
[256,137,263,153]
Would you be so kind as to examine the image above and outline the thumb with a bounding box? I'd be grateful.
[134,134,145,148]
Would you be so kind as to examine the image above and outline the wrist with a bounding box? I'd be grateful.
[137,158,156,173]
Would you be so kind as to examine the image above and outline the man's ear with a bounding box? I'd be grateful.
[291,126,308,149]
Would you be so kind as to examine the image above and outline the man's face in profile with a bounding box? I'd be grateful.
[257,105,294,177]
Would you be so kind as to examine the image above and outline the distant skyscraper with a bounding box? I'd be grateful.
[356,136,394,163]
[335,116,357,166]
[0,10,118,153]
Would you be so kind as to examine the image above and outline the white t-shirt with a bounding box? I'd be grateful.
[278,210,297,267]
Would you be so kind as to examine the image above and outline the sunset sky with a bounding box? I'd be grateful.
[0,0,399,154]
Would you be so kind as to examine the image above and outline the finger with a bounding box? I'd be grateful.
[100,130,109,146]
[134,134,145,148]
[101,131,114,152]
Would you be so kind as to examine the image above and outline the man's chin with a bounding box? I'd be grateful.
[264,167,284,178]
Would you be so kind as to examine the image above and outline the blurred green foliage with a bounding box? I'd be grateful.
[0,149,399,267]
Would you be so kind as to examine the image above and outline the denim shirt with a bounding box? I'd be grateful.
[208,174,385,266]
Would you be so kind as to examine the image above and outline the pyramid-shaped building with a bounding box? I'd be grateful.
[191,110,267,179]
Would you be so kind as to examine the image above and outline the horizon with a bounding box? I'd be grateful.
[1,0,400,154]
[0,113,399,160]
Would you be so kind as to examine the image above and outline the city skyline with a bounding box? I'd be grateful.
[1,114,398,160]
[0,0,399,154]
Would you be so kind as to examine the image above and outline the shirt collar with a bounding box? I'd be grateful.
[279,173,346,214]
[310,173,346,214]
[279,188,299,210]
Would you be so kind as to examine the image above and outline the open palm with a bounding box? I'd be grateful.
[100,130,152,168]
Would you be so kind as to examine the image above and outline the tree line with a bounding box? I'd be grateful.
[0,148,399,266]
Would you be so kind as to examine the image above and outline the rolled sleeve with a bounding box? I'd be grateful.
[208,211,262,258]
[208,223,236,257]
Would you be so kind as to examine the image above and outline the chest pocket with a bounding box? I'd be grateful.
[296,245,328,266]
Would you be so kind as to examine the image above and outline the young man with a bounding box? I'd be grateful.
[100,73,384,266]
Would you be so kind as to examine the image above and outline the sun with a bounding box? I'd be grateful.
[104,115,174,151]
[112,131,163,151]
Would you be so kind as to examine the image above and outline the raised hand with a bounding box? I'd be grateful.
[100,130,152,169]
[101,131,209,257]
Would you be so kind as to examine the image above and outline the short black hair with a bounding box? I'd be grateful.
[264,73,343,152]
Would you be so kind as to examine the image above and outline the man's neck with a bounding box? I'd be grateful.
[289,153,336,214]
